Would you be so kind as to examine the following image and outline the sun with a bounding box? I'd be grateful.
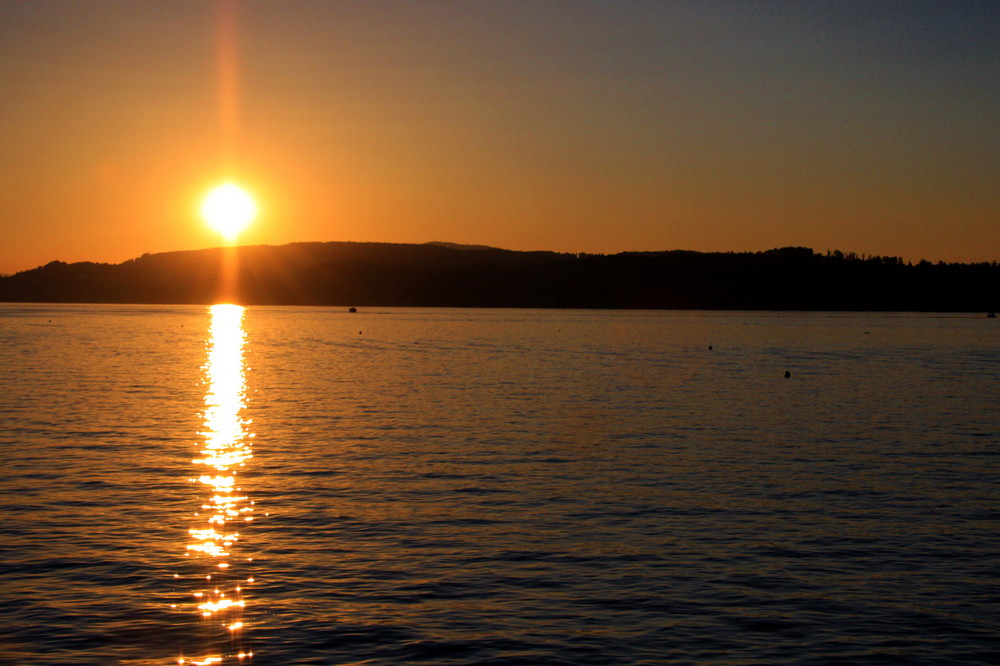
[201,183,257,243]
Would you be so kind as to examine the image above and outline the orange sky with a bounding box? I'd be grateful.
[1,1,997,274]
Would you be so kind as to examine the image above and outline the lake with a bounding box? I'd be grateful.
[1,304,997,665]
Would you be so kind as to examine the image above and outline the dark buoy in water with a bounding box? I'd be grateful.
[784,371,791,378]
[348,306,357,313]
[708,345,713,350]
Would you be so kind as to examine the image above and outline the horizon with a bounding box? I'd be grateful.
[4,238,995,313]
[4,237,999,277]
[2,1,998,274]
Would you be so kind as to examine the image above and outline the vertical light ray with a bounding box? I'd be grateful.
[215,0,241,172]
[213,0,244,305]
[217,246,241,317]
[182,304,255,664]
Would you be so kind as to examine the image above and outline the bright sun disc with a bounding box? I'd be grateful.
[201,183,257,242]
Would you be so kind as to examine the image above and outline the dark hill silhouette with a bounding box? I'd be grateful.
[423,241,502,251]
[0,241,996,311]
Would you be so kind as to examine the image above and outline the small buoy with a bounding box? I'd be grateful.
[708,345,713,350]
[348,307,357,313]
[358,331,362,335]
[784,371,791,378]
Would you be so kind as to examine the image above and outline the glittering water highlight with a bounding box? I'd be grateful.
[180,304,255,664]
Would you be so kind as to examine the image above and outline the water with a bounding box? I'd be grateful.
[1,304,998,665]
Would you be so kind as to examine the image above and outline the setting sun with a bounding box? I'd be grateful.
[201,183,257,243]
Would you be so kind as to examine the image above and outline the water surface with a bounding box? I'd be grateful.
[1,305,998,664]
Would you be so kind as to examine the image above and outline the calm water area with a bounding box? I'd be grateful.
[0,304,997,665]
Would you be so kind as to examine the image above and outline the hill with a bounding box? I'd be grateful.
[0,241,996,311]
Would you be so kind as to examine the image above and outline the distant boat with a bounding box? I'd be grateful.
[348,307,357,313]
[988,312,996,318]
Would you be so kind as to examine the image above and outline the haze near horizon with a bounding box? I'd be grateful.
[1,1,997,275]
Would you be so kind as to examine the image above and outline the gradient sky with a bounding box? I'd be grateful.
[2,1,997,274]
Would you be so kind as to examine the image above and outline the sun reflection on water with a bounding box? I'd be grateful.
[181,304,255,664]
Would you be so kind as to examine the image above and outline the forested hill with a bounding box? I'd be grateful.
[0,242,997,312]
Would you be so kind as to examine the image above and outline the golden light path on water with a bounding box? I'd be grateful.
[180,304,255,665]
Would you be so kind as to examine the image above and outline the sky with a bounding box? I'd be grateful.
[1,0,998,274]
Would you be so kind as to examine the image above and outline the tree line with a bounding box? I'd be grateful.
[0,241,996,312]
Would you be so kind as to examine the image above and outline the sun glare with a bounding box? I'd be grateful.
[201,183,257,243]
